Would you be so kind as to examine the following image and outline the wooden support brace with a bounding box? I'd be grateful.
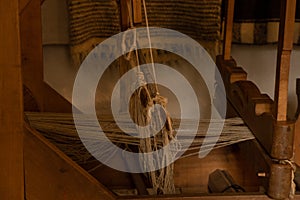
[24,124,116,200]
[20,0,44,111]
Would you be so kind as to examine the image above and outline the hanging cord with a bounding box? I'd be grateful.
[122,1,176,194]
[123,0,159,91]
[279,160,296,199]
[123,0,146,86]
[141,0,159,95]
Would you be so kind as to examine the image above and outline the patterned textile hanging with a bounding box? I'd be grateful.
[67,0,222,67]
[230,0,300,44]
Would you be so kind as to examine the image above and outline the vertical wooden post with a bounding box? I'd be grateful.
[20,0,44,111]
[120,0,142,30]
[274,0,296,121]
[133,0,142,24]
[0,0,24,199]
[120,0,131,31]
[223,0,235,60]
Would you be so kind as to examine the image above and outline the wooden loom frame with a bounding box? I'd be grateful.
[1,0,300,199]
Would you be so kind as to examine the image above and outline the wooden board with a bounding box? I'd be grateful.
[0,0,24,199]
[24,124,116,200]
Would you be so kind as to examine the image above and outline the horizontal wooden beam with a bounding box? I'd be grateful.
[118,193,274,200]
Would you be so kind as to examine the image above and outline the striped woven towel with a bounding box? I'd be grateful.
[231,0,300,45]
[68,0,222,66]
[68,0,121,66]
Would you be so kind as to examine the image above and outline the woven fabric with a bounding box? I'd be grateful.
[68,0,120,45]
[68,0,120,66]
[68,0,222,66]
[232,22,300,45]
[142,0,222,42]
[231,0,300,45]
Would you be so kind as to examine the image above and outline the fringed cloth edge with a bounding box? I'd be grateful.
[68,0,222,67]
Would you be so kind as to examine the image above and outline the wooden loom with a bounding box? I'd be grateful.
[1,0,300,199]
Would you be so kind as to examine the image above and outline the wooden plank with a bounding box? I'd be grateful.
[223,0,235,60]
[24,123,116,200]
[0,0,24,199]
[274,0,297,121]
